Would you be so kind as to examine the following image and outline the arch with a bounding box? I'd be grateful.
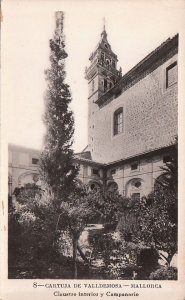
[18,171,40,187]
[125,178,144,199]
[154,174,166,190]
[8,173,12,196]
[106,58,110,65]
[107,180,118,192]
[88,179,102,192]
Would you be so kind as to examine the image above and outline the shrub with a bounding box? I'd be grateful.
[149,266,177,280]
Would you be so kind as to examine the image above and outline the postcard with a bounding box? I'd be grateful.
[1,0,185,299]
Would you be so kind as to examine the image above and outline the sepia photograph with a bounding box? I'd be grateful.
[1,0,185,299]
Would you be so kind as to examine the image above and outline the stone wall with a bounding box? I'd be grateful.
[89,54,178,163]
[8,145,40,194]
[106,150,172,196]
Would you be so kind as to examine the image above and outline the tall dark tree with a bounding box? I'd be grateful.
[39,12,82,278]
[40,12,78,200]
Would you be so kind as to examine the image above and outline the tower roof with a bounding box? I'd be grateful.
[89,28,118,61]
[101,27,107,39]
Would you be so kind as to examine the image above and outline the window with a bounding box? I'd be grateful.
[92,168,99,176]
[103,79,108,92]
[166,61,177,88]
[112,60,116,68]
[131,193,140,201]
[106,58,110,65]
[111,169,116,175]
[163,156,172,163]
[91,183,96,190]
[109,82,113,89]
[135,181,141,188]
[101,52,105,62]
[90,182,100,191]
[131,163,138,171]
[107,182,118,192]
[92,79,95,92]
[114,107,123,135]
[32,158,39,165]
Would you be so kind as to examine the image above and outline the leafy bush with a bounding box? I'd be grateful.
[149,266,177,280]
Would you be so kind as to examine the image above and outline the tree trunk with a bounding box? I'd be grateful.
[168,251,176,267]
[159,251,175,267]
[73,238,78,279]
[77,244,89,264]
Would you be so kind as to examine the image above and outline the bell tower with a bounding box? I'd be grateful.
[85,25,121,157]
[85,26,121,100]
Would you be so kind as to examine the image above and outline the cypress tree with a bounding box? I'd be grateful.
[40,12,78,200]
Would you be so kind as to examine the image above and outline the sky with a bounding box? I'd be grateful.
[2,0,185,152]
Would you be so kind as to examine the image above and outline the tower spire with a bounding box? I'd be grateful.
[103,17,106,32]
[101,17,107,38]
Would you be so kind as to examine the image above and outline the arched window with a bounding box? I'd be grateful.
[88,181,101,192]
[101,52,105,62]
[107,181,118,192]
[114,107,123,135]
[103,78,108,92]
[92,79,95,92]
[125,178,143,200]
[106,58,110,65]
[109,82,113,89]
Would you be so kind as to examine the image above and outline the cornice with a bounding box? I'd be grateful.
[96,34,178,107]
